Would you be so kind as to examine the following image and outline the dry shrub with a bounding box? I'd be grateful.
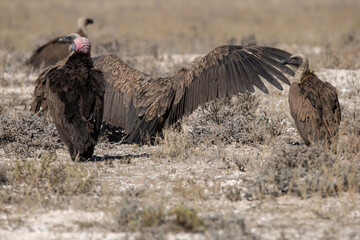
[0,91,29,114]
[184,93,283,146]
[0,111,62,158]
[337,108,360,159]
[253,144,360,199]
[247,99,360,200]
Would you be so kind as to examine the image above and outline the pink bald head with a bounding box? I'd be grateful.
[73,37,91,54]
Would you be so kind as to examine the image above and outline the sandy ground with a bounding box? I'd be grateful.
[1,53,359,239]
[0,0,359,239]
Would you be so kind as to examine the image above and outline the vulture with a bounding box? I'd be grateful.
[26,17,94,69]
[282,54,341,147]
[31,33,105,161]
[93,45,297,144]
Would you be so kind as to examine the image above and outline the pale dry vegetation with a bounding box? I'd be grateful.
[0,0,360,239]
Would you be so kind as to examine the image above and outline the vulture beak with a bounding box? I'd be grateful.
[58,33,81,43]
[58,36,73,43]
[282,57,300,67]
[86,18,94,25]
[281,58,290,65]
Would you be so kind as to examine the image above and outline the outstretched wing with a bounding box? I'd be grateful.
[166,45,295,124]
[93,55,175,142]
[95,45,295,143]
[26,29,86,69]
[26,37,70,69]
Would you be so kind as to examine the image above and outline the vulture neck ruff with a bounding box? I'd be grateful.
[296,56,310,83]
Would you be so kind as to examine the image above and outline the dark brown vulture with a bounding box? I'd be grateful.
[26,17,94,69]
[282,54,341,147]
[31,33,105,161]
[93,45,297,144]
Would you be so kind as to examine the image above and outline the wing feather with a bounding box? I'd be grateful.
[233,60,255,93]
[31,66,58,113]
[245,54,283,90]
[237,53,269,94]
[96,45,296,143]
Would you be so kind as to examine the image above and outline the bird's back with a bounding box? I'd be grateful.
[45,53,105,160]
[288,72,341,145]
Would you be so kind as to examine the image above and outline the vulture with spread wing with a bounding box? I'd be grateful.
[31,33,105,161]
[26,17,94,69]
[93,45,296,144]
[282,54,341,147]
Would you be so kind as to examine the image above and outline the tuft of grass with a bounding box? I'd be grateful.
[204,214,254,239]
[155,125,192,159]
[113,200,205,233]
[172,178,206,201]
[225,185,242,202]
[168,204,205,232]
[140,205,166,228]
[1,153,96,207]
[74,221,97,230]
[11,153,95,195]
[115,198,142,231]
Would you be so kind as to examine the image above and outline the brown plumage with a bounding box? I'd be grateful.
[31,33,105,161]
[26,17,94,69]
[282,54,341,146]
[93,45,296,144]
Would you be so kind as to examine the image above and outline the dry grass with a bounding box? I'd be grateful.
[0,154,96,208]
[0,0,360,239]
[254,144,360,199]
[113,201,205,233]
[1,65,359,239]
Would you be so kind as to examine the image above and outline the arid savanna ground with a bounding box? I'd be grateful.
[0,0,360,239]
